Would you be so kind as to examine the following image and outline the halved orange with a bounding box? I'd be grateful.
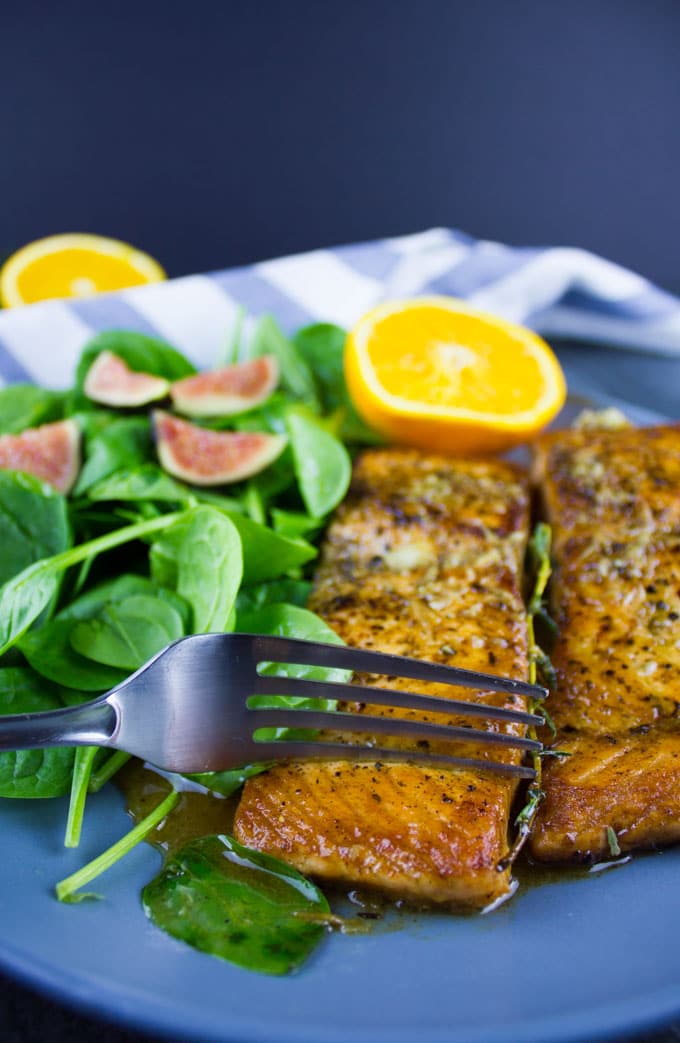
[0,233,166,308]
[344,297,566,454]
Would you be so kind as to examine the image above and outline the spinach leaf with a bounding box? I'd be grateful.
[85,465,244,514]
[285,408,351,517]
[228,401,301,508]
[235,578,312,615]
[250,316,318,408]
[150,507,242,633]
[74,330,195,406]
[0,511,184,656]
[70,594,185,672]
[0,667,76,798]
[60,573,188,625]
[236,603,350,691]
[229,391,290,435]
[293,322,383,444]
[190,488,246,513]
[222,511,316,583]
[242,447,298,507]
[270,508,323,540]
[0,386,67,435]
[142,834,329,975]
[0,471,71,586]
[293,323,347,412]
[74,417,152,494]
[20,618,127,693]
[186,762,273,798]
[0,562,62,658]
[19,574,190,691]
[72,408,120,441]
[86,465,197,505]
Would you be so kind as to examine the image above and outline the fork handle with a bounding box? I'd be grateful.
[0,698,116,752]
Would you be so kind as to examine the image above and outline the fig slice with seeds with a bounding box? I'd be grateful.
[170,355,279,418]
[0,419,81,494]
[84,350,170,407]
[153,411,287,486]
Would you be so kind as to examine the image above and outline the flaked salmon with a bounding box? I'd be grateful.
[531,423,680,861]
[233,448,531,908]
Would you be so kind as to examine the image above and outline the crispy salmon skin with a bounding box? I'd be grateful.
[233,448,531,909]
[531,423,680,862]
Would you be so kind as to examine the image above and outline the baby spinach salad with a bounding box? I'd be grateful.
[0,316,382,975]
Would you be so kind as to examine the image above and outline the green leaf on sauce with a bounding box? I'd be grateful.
[143,834,329,975]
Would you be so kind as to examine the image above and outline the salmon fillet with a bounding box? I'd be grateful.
[233,448,531,908]
[531,423,680,862]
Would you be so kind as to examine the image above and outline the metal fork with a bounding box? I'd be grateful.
[0,634,545,779]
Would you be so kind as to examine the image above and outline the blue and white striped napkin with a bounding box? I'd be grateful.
[1,227,679,389]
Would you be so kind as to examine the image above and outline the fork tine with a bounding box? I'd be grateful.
[253,675,544,727]
[252,707,542,752]
[250,739,537,780]
[249,635,547,702]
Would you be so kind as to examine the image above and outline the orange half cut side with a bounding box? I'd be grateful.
[0,233,166,307]
[344,297,566,454]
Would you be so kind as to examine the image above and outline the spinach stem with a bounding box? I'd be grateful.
[56,789,179,903]
[51,512,185,575]
[244,483,266,525]
[0,511,185,656]
[72,554,95,598]
[64,746,98,848]
[498,523,554,871]
[220,304,245,365]
[88,750,132,793]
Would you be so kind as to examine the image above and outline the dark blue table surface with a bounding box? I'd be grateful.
[2,1,680,290]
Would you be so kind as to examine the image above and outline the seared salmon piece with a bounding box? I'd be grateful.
[531,423,680,862]
[234,449,531,909]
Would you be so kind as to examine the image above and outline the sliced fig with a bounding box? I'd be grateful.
[0,418,81,494]
[153,411,287,486]
[84,350,170,407]
[170,355,279,418]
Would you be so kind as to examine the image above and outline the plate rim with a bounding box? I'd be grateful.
[1,930,679,1043]
[0,349,677,1043]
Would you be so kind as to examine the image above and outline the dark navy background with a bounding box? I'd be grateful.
[2,1,679,288]
[1,2,680,1041]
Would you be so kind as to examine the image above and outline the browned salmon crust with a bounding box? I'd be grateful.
[531,423,680,862]
[233,448,531,909]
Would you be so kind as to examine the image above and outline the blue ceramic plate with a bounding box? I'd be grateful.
[0,359,678,1043]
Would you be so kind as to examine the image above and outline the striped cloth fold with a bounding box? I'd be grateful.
[0,227,679,389]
